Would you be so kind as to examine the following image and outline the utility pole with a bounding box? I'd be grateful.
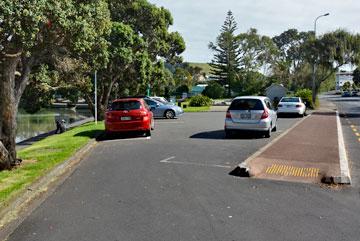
[94,71,97,125]
[312,13,330,104]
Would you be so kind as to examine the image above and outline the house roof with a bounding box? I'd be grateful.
[265,83,287,91]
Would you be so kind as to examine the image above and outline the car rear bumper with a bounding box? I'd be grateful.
[277,107,305,114]
[225,118,271,131]
[105,121,150,132]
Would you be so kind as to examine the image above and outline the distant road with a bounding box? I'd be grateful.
[323,94,360,187]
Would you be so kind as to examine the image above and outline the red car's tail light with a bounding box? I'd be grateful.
[226,111,231,119]
[261,109,269,119]
[106,112,116,121]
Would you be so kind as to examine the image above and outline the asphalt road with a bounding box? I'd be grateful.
[7,112,360,241]
[322,94,360,187]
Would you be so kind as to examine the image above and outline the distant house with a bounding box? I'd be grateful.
[265,84,287,102]
[336,71,353,91]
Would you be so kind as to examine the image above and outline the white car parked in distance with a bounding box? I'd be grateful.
[277,97,306,117]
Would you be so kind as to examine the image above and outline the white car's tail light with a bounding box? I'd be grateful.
[261,109,269,119]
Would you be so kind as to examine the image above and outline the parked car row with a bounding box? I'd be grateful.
[104,95,306,139]
[105,96,183,137]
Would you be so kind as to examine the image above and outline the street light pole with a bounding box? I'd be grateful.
[94,71,97,125]
[312,13,329,104]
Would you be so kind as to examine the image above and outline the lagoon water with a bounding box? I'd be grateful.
[16,108,92,143]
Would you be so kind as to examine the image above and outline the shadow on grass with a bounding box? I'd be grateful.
[74,130,104,139]
[190,130,266,140]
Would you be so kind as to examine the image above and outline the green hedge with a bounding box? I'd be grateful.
[189,95,212,107]
[294,88,315,109]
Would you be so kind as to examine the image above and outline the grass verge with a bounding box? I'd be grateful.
[0,122,104,209]
[181,102,210,112]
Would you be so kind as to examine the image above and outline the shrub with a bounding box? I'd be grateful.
[189,95,212,107]
[294,88,315,109]
[202,82,224,99]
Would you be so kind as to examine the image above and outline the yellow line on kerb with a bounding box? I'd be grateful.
[265,164,319,178]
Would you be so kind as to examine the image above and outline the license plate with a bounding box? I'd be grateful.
[120,116,131,121]
[240,113,251,119]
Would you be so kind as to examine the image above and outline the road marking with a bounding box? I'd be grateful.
[265,164,319,178]
[336,111,351,184]
[159,156,176,163]
[238,114,312,172]
[160,157,232,169]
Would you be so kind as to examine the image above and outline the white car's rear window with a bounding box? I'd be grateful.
[229,99,264,110]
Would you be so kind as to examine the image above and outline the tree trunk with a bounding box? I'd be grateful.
[0,55,20,169]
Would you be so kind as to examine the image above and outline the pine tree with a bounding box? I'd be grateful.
[209,11,240,97]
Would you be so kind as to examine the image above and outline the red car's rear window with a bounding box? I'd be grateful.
[111,100,141,111]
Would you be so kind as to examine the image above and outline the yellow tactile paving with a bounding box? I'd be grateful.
[265,164,320,178]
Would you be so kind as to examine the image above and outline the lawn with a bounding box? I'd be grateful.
[0,122,104,209]
[181,102,210,112]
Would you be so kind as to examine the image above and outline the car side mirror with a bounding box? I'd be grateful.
[150,106,156,111]
[156,103,160,107]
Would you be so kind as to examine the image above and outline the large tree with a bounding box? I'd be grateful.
[78,0,185,120]
[209,11,241,97]
[303,30,360,102]
[0,0,111,169]
[272,29,313,89]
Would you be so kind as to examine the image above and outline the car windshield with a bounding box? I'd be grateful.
[111,100,141,110]
[229,99,264,110]
[280,97,300,103]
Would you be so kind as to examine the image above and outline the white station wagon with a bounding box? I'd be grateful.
[225,96,278,138]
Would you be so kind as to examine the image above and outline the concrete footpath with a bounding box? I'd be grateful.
[240,101,351,184]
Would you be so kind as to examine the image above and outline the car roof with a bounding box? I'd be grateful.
[112,98,143,102]
[232,96,268,101]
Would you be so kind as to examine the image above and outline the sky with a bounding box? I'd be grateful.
[148,0,360,63]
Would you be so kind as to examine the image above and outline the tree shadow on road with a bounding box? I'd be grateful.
[190,130,265,140]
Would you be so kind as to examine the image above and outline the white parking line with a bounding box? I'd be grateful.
[160,156,232,169]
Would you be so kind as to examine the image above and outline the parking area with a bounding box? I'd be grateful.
[100,111,303,171]
[8,111,360,241]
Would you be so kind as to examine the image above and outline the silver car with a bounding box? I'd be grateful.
[144,98,184,119]
[224,96,277,138]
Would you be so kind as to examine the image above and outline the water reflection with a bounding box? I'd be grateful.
[16,108,92,143]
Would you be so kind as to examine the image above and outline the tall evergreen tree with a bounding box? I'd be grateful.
[209,11,240,97]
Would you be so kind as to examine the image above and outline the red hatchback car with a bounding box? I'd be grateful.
[105,98,154,136]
